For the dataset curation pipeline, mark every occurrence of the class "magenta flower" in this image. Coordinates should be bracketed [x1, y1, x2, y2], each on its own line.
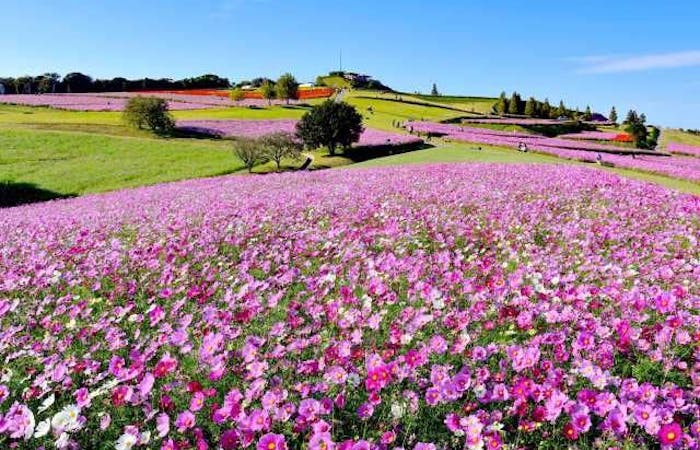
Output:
[175, 410, 195, 433]
[658, 422, 683, 446]
[257, 433, 287, 450]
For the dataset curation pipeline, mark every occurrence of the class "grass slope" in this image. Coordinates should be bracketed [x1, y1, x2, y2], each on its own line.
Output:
[661, 129, 700, 149]
[0, 128, 242, 196]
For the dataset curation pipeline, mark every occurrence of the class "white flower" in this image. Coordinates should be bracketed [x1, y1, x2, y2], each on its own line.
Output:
[140, 430, 152, 445]
[51, 405, 81, 433]
[55, 432, 69, 449]
[390, 402, 405, 419]
[37, 393, 55, 413]
[34, 419, 50, 438]
[115, 432, 139, 450]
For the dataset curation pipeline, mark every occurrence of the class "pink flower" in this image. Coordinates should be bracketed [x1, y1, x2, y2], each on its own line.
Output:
[74, 387, 90, 408]
[658, 422, 682, 446]
[309, 432, 335, 450]
[175, 410, 195, 433]
[257, 433, 287, 450]
[190, 391, 206, 412]
[156, 413, 170, 438]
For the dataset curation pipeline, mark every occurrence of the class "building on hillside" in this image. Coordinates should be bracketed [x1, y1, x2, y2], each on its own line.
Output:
[343, 73, 372, 84]
[299, 83, 314, 88]
[589, 113, 609, 122]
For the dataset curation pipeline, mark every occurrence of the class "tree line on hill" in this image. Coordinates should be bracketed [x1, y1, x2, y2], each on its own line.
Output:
[494, 91, 597, 120]
[0, 73, 231, 94]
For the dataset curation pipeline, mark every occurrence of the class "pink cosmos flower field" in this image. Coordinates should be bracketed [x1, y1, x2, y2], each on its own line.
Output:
[176, 119, 424, 147]
[0, 163, 698, 449]
[405, 121, 700, 183]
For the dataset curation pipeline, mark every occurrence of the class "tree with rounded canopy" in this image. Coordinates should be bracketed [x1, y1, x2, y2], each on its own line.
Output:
[295, 100, 364, 156]
[276, 73, 299, 105]
[261, 81, 276, 106]
[229, 88, 245, 102]
[62, 72, 93, 93]
[123, 97, 174, 135]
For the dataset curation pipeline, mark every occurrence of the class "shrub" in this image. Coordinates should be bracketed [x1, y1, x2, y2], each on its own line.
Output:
[122, 97, 174, 135]
[229, 88, 245, 102]
[260, 132, 302, 172]
[233, 137, 268, 173]
[295, 100, 363, 156]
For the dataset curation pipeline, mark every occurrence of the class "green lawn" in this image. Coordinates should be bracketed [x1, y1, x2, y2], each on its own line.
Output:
[403, 93, 497, 113]
[343, 95, 465, 131]
[661, 128, 700, 149]
[0, 128, 242, 197]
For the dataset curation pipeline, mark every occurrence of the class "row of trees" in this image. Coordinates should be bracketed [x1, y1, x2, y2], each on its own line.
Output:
[234, 133, 303, 172]
[494, 92, 621, 123]
[495, 92, 575, 119]
[0, 73, 231, 94]
[230, 73, 299, 105]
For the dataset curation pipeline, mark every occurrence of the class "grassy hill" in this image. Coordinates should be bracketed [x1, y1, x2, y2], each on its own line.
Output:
[318, 75, 352, 89]
[661, 128, 700, 148]
[1, 91, 698, 205]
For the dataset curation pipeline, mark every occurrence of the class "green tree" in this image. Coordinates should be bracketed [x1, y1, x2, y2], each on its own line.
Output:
[123, 97, 175, 135]
[495, 91, 508, 115]
[555, 100, 567, 118]
[524, 97, 537, 117]
[261, 80, 276, 106]
[295, 100, 364, 156]
[609, 106, 618, 124]
[233, 137, 268, 173]
[583, 106, 592, 121]
[541, 98, 552, 118]
[623, 109, 649, 148]
[315, 76, 327, 87]
[62, 72, 93, 93]
[261, 132, 302, 172]
[508, 92, 521, 114]
[431, 83, 439, 96]
[229, 88, 245, 102]
[276, 73, 299, 105]
[647, 126, 660, 149]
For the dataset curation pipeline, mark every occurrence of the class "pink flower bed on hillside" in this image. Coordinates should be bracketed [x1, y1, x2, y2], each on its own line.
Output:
[0, 94, 213, 111]
[667, 142, 700, 158]
[176, 120, 423, 147]
[0, 164, 698, 448]
[405, 121, 699, 182]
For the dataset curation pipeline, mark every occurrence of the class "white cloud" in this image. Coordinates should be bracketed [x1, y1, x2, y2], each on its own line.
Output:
[574, 50, 700, 74]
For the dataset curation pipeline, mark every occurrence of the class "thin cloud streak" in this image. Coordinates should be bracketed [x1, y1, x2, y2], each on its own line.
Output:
[575, 50, 700, 74]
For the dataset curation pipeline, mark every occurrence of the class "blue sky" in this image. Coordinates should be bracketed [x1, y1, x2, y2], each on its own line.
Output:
[1, 0, 699, 128]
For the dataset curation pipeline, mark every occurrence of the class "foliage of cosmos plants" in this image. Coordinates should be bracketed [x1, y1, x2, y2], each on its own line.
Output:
[0, 163, 698, 449]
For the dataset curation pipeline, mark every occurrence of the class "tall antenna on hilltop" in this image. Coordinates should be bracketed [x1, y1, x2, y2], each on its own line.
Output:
[339, 49, 343, 72]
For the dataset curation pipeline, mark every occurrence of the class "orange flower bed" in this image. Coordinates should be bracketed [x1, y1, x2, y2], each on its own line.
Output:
[142, 86, 335, 100]
[612, 133, 633, 143]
